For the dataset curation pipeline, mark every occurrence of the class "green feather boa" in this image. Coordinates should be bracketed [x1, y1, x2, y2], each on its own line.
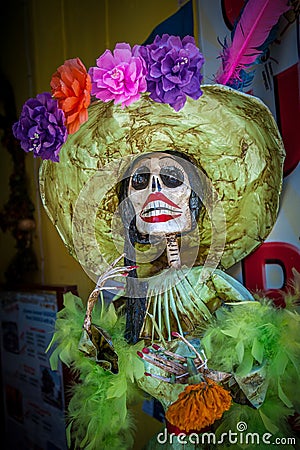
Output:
[47, 292, 144, 450]
[200, 298, 300, 447]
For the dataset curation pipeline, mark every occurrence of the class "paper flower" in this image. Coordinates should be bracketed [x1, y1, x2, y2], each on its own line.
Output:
[51, 57, 91, 135]
[136, 34, 204, 111]
[166, 378, 232, 432]
[12, 92, 67, 162]
[89, 43, 147, 107]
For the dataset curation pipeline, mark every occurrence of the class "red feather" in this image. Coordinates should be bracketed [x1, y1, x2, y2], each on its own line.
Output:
[215, 0, 291, 87]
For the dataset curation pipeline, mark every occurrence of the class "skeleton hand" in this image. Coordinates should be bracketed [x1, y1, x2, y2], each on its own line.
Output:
[83, 253, 136, 335]
[138, 332, 230, 385]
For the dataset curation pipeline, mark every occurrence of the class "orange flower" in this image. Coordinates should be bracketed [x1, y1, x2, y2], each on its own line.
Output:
[165, 378, 232, 433]
[51, 58, 91, 135]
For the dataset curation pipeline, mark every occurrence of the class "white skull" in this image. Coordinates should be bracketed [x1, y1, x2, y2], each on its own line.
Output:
[127, 153, 193, 236]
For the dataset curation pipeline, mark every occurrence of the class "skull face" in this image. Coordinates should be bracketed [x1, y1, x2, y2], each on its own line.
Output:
[127, 153, 193, 236]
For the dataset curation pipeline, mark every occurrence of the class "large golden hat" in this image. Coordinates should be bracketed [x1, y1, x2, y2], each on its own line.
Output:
[39, 84, 285, 278]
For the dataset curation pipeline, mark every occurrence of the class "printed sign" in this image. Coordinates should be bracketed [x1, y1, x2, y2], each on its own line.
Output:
[0, 290, 67, 450]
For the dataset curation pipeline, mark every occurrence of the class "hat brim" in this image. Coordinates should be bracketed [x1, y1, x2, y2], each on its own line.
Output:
[39, 84, 285, 279]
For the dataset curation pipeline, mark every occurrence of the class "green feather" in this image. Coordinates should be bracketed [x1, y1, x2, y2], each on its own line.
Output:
[235, 350, 253, 377]
[259, 409, 279, 434]
[251, 337, 264, 364]
[278, 380, 293, 408]
[236, 340, 244, 364]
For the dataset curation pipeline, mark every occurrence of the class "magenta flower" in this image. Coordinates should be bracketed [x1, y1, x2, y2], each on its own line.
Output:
[135, 35, 205, 111]
[89, 43, 147, 107]
[12, 92, 67, 162]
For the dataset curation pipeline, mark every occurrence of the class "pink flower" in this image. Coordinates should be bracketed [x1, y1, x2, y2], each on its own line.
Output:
[89, 43, 147, 107]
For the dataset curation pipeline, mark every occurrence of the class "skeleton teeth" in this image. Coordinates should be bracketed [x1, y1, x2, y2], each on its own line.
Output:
[141, 201, 182, 217]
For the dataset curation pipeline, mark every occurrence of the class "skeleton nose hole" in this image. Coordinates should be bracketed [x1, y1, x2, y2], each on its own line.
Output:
[151, 176, 162, 192]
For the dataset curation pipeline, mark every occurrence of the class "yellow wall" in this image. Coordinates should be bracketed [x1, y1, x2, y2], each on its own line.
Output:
[0, 1, 181, 448]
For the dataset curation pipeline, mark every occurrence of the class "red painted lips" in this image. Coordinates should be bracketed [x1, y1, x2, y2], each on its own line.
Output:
[140, 192, 182, 223]
[141, 214, 181, 223]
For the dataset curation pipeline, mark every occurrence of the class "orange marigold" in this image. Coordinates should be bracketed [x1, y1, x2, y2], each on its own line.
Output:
[165, 378, 232, 433]
[51, 57, 91, 135]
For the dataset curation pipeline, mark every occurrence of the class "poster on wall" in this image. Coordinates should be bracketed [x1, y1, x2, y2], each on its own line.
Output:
[0, 290, 67, 450]
[195, 0, 300, 301]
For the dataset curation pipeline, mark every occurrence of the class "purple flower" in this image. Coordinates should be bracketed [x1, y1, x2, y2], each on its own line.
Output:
[135, 35, 205, 111]
[12, 92, 67, 162]
[89, 43, 147, 108]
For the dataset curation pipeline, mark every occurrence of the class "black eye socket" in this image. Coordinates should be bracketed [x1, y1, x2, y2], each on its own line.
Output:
[160, 166, 184, 188]
[131, 166, 151, 190]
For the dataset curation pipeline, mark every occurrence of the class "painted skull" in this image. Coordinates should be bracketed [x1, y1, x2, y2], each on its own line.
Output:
[127, 153, 193, 236]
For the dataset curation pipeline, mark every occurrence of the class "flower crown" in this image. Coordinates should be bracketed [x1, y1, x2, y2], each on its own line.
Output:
[13, 35, 205, 162]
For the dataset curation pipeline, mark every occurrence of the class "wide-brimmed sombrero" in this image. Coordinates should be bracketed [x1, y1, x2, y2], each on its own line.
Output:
[39, 83, 285, 280]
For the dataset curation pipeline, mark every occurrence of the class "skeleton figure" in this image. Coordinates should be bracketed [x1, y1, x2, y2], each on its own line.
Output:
[83, 150, 254, 348]
[119, 150, 202, 252]
[113, 151, 252, 344]
[81, 150, 260, 413]
[118, 151, 202, 343]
